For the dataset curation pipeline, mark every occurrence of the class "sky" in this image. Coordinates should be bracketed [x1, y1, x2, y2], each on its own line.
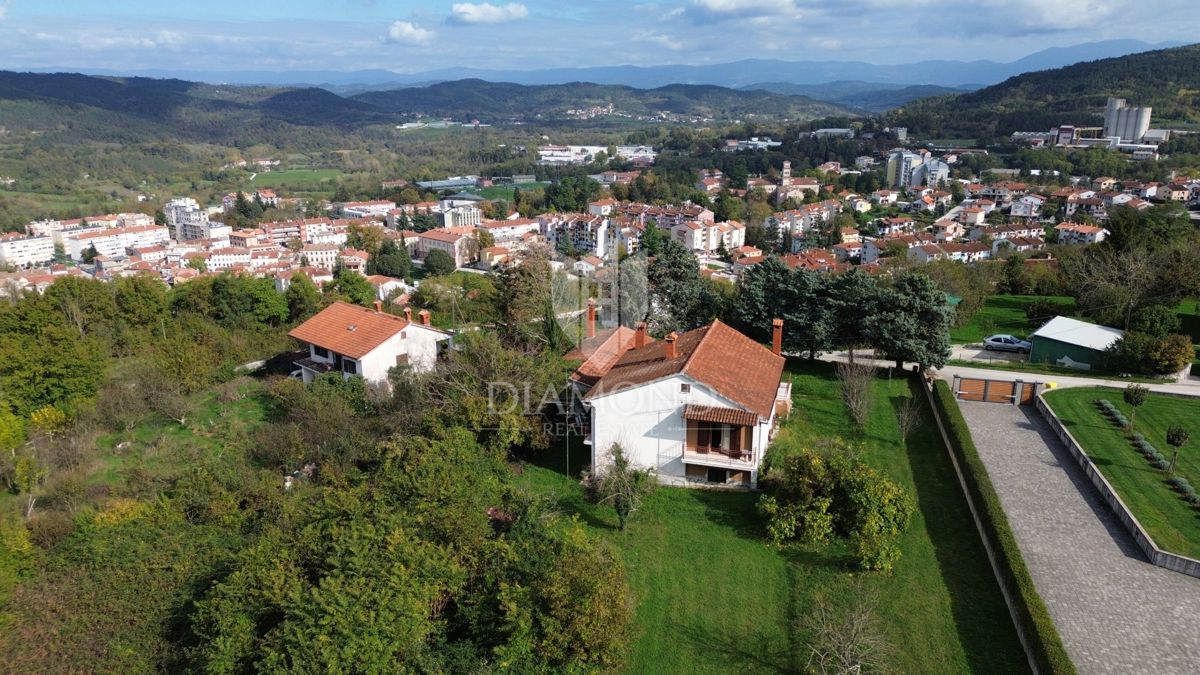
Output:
[0, 0, 1196, 74]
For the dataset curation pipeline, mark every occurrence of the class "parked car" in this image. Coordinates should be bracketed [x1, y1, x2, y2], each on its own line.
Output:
[983, 334, 1031, 354]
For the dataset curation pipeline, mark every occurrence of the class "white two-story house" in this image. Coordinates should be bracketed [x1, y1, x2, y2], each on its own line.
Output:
[575, 318, 791, 488]
[288, 301, 450, 385]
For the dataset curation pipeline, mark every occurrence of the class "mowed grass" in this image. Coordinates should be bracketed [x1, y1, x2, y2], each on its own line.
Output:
[244, 168, 342, 189]
[951, 295, 1076, 344]
[1044, 387, 1200, 559]
[518, 362, 1027, 674]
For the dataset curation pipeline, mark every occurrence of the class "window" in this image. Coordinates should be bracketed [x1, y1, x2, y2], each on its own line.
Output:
[679, 383, 691, 394]
[341, 359, 357, 375]
[401, 331, 408, 340]
[313, 346, 329, 359]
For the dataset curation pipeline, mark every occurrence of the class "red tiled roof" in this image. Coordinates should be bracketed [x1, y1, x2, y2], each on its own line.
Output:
[584, 320, 784, 419]
[288, 301, 409, 359]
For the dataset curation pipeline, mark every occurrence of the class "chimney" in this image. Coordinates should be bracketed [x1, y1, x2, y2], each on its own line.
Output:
[418, 309, 431, 326]
[665, 332, 678, 359]
[373, 300, 383, 313]
[634, 321, 647, 348]
[585, 298, 597, 339]
[403, 307, 413, 322]
[772, 318, 784, 356]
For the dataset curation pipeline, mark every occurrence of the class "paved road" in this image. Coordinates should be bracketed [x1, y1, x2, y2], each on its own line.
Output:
[957, 401, 1200, 674]
[812, 350, 1200, 396]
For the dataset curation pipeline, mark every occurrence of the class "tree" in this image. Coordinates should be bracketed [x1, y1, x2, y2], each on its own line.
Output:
[285, 272, 322, 322]
[0, 404, 24, 455]
[114, 275, 167, 329]
[868, 273, 953, 370]
[646, 239, 716, 334]
[838, 360, 874, 430]
[13, 451, 47, 519]
[424, 249, 456, 277]
[370, 240, 412, 279]
[323, 269, 375, 307]
[475, 228, 495, 249]
[805, 585, 890, 675]
[1122, 384, 1148, 432]
[80, 244, 100, 263]
[594, 444, 654, 530]
[999, 254, 1029, 294]
[1165, 425, 1189, 475]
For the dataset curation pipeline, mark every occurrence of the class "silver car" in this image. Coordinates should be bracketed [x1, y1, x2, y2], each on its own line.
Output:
[983, 334, 1031, 354]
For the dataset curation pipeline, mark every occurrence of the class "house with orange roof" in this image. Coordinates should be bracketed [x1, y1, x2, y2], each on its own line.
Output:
[288, 301, 451, 384]
[575, 318, 791, 487]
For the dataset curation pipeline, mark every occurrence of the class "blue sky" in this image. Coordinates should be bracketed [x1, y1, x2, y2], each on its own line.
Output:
[0, 1, 1195, 73]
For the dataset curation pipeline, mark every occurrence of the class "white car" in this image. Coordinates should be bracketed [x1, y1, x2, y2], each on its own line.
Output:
[983, 334, 1032, 354]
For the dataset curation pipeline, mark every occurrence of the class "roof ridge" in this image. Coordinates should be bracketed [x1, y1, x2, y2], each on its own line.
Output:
[680, 319, 720, 377]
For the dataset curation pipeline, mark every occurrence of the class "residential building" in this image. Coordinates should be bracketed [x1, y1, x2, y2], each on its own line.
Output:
[1054, 222, 1108, 246]
[417, 229, 477, 268]
[164, 197, 209, 241]
[300, 243, 339, 269]
[289, 301, 451, 384]
[576, 319, 791, 487]
[64, 225, 170, 261]
[0, 233, 54, 268]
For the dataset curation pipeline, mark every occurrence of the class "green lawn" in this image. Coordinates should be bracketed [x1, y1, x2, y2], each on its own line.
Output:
[945, 359, 1172, 385]
[1043, 387, 1200, 559]
[243, 168, 343, 190]
[951, 295, 1076, 344]
[518, 362, 1027, 674]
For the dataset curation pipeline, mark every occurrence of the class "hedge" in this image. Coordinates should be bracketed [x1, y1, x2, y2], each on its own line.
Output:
[931, 380, 1076, 674]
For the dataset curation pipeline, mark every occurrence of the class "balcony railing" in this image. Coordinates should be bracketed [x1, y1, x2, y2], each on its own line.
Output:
[682, 445, 755, 468]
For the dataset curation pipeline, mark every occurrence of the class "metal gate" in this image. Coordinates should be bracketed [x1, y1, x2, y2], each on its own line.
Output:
[954, 376, 1040, 405]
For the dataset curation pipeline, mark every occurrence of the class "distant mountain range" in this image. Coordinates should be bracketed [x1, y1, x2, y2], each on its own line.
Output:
[37, 40, 1185, 94]
[888, 44, 1200, 139]
[349, 80, 852, 122]
[0, 72, 855, 146]
[737, 81, 973, 113]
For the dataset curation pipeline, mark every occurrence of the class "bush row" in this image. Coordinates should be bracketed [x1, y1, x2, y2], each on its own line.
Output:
[1094, 399, 1128, 428]
[1130, 435, 1171, 471]
[931, 381, 1076, 675]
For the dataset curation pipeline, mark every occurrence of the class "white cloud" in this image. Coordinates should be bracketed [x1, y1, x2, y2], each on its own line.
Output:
[645, 32, 684, 50]
[687, 0, 799, 19]
[386, 20, 435, 45]
[449, 3, 529, 25]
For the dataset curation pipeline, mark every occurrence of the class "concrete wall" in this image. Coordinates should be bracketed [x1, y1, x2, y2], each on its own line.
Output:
[1036, 395, 1200, 579]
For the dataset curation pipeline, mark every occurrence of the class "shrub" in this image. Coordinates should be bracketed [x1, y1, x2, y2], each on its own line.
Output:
[1153, 457, 1170, 470]
[26, 510, 75, 550]
[1130, 432, 1145, 443]
[1168, 476, 1195, 496]
[758, 442, 913, 572]
[931, 381, 1075, 674]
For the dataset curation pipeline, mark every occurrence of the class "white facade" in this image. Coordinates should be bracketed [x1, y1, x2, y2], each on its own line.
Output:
[165, 198, 210, 241]
[0, 233, 54, 268]
[586, 374, 781, 487]
[299, 322, 446, 384]
[64, 225, 171, 261]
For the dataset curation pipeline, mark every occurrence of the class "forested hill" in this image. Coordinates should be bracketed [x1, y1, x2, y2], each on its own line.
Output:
[350, 79, 855, 121]
[0, 71, 857, 145]
[887, 43, 1200, 140]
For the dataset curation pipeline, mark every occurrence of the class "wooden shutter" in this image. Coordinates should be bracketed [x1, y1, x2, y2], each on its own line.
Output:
[697, 424, 710, 448]
[729, 426, 741, 453]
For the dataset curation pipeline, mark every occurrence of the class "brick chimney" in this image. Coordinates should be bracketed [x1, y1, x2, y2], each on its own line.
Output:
[586, 298, 597, 339]
[418, 309, 431, 326]
[772, 318, 784, 356]
[373, 300, 383, 313]
[634, 321, 648, 348]
[665, 332, 678, 359]
[403, 307, 413, 322]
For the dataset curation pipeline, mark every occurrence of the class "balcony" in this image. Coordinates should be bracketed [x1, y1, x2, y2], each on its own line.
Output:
[681, 444, 756, 469]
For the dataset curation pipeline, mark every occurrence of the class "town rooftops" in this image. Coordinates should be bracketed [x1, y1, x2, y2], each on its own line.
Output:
[288, 301, 413, 359]
[1031, 316, 1124, 351]
[584, 319, 785, 419]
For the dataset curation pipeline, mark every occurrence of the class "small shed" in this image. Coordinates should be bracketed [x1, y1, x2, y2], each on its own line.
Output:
[1029, 316, 1124, 370]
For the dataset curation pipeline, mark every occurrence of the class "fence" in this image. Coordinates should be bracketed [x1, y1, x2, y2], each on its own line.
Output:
[953, 375, 1040, 405]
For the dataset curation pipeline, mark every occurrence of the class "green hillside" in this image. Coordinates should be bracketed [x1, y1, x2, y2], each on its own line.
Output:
[888, 43, 1200, 140]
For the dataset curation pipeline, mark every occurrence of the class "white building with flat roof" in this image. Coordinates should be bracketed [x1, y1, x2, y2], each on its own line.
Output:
[0, 233, 54, 268]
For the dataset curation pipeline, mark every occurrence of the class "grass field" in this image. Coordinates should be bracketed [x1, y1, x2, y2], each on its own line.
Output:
[951, 295, 1076, 344]
[243, 168, 342, 190]
[1044, 387, 1200, 560]
[519, 362, 1027, 674]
